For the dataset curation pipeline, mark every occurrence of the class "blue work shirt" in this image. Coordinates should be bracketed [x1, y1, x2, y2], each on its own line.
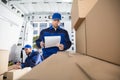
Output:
[21, 50, 42, 68]
[36, 26, 72, 59]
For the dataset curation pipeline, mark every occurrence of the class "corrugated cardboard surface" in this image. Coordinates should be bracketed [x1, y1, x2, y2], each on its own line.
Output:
[0, 75, 3, 80]
[76, 20, 86, 54]
[71, 0, 97, 30]
[0, 50, 9, 75]
[71, 0, 80, 30]
[73, 0, 120, 65]
[19, 52, 120, 80]
[76, 56, 120, 80]
[78, 0, 98, 17]
[86, 0, 120, 65]
[74, 18, 85, 30]
[4, 67, 31, 80]
[19, 53, 90, 80]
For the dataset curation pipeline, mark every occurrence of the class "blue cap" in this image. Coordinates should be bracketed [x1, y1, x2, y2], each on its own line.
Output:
[23, 44, 32, 49]
[52, 12, 61, 20]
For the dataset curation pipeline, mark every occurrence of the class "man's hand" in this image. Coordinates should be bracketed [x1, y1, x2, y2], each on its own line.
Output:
[57, 44, 64, 50]
[40, 41, 45, 48]
[8, 64, 21, 71]
[14, 62, 21, 69]
[16, 62, 21, 65]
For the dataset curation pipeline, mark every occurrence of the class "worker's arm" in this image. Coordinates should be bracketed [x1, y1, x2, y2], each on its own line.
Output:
[64, 31, 72, 50]
[36, 30, 45, 48]
[57, 31, 71, 51]
[21, 63, 26, 68]
[60, 30, 71, 51]
[8, 63, 21, 70]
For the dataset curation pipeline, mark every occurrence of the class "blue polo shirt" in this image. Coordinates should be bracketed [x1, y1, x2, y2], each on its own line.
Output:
[21, 50, 42, 68]
[36, 26, 72, 59]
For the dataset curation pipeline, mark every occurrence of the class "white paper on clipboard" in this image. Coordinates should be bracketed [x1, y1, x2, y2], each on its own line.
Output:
[44, 36, 61, 48]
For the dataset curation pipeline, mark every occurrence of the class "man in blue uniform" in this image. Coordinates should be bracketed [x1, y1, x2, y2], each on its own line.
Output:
[21, 44, 42, 68]
[9, 44, 42, 69]
[36, 12, 72, 59]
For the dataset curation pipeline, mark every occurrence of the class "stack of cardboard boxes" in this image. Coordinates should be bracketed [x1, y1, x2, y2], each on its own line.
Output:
[72, 0, 120, 65]
[19, 0, 120, 80]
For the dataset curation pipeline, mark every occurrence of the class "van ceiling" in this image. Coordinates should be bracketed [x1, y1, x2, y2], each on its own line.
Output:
[8, 0, 73, 16]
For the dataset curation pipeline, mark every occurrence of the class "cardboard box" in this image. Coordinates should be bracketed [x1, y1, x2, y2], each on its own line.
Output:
[4, 67, 31, 80]
[76, 20, 86, 54]
[71, 0, 97, 30]
[0, 75, 3, 80]
[85, 0, 120, 65]
[19, 53, 90, 80]
[19, 52, 120, 80]
[73, 0, 120, 65]
[0, 50, 9, 75]
[76, 55, 120, 80]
